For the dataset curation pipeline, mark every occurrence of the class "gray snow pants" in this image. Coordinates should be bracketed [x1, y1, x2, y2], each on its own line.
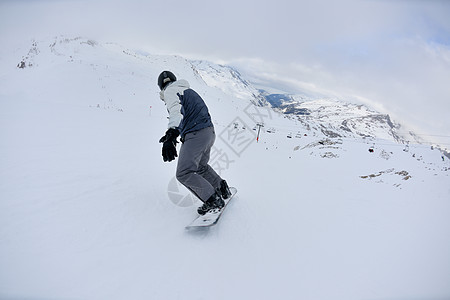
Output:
[176, 126, 223, 202]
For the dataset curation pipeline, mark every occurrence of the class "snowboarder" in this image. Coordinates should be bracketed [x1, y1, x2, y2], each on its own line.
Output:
[157, 71, 232, 215]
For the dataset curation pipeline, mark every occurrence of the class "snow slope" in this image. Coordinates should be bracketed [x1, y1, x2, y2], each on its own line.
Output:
[1, 36, 449, 300]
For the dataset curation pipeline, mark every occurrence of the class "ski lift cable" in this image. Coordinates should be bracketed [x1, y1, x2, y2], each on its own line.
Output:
[213, 121, 450, 147]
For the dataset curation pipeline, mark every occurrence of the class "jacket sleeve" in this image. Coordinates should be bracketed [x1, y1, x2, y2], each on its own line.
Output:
[161, 86, 183, 130]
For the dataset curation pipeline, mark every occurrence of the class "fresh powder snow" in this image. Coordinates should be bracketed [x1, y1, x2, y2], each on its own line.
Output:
[1, 37, 449, 300]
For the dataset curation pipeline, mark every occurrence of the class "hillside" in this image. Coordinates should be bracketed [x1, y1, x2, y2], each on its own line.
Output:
[0, 36, 449, 300]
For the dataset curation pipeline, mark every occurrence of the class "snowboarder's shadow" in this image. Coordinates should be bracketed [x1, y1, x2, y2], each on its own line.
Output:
[185, 226, 213, 237]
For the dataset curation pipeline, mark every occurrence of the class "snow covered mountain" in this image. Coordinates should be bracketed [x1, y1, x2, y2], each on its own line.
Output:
[189, 56, 441, 149]
[1, 36, 449, 300]
[191, 60, 268, 106]
[267, 96, 405, 141]
[8, 36, 445, 148]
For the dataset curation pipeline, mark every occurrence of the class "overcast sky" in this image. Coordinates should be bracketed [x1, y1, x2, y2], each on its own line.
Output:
[1, 0, 449, 145]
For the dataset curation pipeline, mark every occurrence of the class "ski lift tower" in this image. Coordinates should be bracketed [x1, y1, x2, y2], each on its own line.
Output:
[256, 122, 264, 143]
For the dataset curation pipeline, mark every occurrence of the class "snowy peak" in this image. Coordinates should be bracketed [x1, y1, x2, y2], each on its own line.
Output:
[191, 60, 267, 106]
[290, 98, 404, 141]
[17, 37, 100, 68]
[185, 58, 422, 145]
[257, 89, 408, 143]
[10, 36, 436, 149]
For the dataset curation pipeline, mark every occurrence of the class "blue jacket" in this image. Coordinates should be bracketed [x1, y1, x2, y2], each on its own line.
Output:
[160, 79, 213, 139]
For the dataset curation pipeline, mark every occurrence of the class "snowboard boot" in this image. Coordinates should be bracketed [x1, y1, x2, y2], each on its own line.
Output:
[219, 180, 232, 200]
[197, 191, 225, 215]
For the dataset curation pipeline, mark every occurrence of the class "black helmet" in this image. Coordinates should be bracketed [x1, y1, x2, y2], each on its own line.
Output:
[158, 71, 177, 90]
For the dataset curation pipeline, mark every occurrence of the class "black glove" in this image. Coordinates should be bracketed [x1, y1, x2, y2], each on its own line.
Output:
[159, 128, 179, 162]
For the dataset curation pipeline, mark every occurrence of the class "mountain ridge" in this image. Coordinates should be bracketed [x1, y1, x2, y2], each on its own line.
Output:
[1, 35, 449, 300]
[12, 35, 449, 157]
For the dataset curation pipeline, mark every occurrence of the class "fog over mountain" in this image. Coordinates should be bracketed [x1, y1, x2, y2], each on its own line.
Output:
[1, 0, 450, 147]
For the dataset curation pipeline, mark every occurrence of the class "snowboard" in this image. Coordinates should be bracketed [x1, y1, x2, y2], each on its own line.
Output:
[186, 187, 237, 229]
